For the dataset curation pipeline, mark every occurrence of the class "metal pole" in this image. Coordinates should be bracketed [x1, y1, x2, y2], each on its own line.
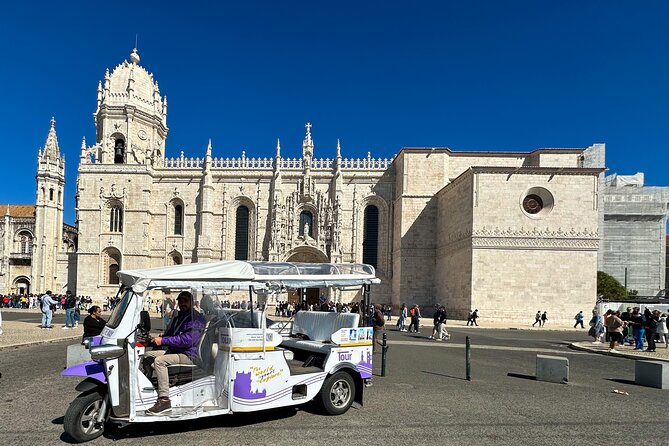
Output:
[381, 331, 388, 377]
[465, 336, 471, 381]
[624, 267, 628, 291]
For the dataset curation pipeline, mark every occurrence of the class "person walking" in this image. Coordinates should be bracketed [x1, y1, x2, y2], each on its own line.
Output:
[574, 311, 585, 328]
[397, 303, 408, 332]
[606, 311, 625, 353]
[429, 306, 447, 340]
[40, 290, 57, 329]
[588, 310, 604, 343]
[470, 309, 479, 326]
[656, 313, 668, 348]
[540, 311, 548, 327]
[532, 311, 541, 327]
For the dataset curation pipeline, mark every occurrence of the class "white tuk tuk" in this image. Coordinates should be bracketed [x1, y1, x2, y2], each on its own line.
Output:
[61, 261, 379, 442]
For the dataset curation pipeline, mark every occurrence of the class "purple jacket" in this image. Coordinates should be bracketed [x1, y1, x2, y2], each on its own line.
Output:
[161, 310, 205, 359]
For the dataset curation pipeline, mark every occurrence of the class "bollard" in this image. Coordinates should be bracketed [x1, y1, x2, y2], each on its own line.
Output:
[465, 336, 471, 381]
[381, 331, 388, 376]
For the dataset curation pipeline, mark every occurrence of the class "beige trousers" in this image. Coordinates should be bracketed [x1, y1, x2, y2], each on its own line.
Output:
[142, 349, 193, 398]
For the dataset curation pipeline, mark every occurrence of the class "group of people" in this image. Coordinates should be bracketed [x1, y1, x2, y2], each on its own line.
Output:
[588, 307, 669, 353]
[37, 290, 95, 330]
[1, 292, 94, 310]
[532, 311, 549, 327]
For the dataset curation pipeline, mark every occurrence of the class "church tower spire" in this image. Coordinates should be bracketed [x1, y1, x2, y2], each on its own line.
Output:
[33, 118, 66, 293]
[94, 48, 168, 165]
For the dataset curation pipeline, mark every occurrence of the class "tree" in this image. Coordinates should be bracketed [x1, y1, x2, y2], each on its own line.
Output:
[597, 271, 628, 301]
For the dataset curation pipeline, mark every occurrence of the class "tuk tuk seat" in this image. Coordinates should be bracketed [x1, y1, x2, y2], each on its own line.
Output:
[280, 311, 359, 353]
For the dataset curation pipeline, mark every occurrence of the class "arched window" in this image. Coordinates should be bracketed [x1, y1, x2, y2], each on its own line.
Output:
[49, 188, 54, 201]
[19, 233, 33, 254]
[109, 204, 123, 232]
[170, 251, 183, 265]
[362, 205, 379, 268]
[299, 210, 313, 237]
[103, 248, 121, 285]
[114, 138, 125, 164]
[234, 205, 249, 260]
[174, 204, 183, 235]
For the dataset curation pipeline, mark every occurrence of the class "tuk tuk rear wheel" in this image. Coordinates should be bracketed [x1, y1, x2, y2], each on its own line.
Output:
[64, 391, 106, 443]
[319, 371, 355, 415]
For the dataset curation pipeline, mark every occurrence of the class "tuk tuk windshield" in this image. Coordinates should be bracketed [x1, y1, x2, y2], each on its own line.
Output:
[106, 287, 134, 329]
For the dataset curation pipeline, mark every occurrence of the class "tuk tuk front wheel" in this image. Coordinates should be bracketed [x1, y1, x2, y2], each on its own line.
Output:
[319, 371, 355, 415]
[64, 391, 106, 443]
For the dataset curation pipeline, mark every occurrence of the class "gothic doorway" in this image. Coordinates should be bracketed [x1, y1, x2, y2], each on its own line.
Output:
[285, 246, 328, 309]
[13, 276, 30, 295]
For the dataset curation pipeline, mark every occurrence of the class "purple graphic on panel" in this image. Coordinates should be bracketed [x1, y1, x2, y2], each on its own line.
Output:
[234, 371, 266, 399]
[357, 349, 373, 379]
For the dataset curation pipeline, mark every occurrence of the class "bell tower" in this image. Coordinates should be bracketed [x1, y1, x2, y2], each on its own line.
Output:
[33, 117, 65, 293]
[94, 48, 168, 165]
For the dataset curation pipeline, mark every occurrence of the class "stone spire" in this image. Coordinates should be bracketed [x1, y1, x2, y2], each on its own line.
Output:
[96, 81, 103, 109]
[79, 136, 87, 160]
[197, 139, 214, 261]
[204, 139, 212, 173]
[302, 122, 314, 160]
[275, 138, 281, 158]
[42, 117, 60, 159]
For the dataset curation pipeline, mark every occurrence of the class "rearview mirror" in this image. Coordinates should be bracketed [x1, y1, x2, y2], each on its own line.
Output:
[138, 310, 151, 331]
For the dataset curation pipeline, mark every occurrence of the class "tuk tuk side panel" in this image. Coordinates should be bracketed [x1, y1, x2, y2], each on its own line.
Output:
[229, 354, 327, 412]
[325, 346, 373, 379]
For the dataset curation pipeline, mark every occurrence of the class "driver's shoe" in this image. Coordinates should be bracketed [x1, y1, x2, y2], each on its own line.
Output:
[147, 397, 171, 415]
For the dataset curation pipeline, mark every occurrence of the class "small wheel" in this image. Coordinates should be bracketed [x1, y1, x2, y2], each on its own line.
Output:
[319, 371, 355, 415]
[64, 391, 106, 443]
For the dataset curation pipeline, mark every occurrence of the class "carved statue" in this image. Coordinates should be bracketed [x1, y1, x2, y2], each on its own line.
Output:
[304, 222, 310, 238]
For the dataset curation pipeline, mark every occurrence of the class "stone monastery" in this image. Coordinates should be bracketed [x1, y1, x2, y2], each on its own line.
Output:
[2, 49, 612, 322]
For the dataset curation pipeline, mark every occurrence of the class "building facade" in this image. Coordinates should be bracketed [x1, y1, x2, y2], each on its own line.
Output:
[68, 49, 608, 322]
[0, 120, 77, 295]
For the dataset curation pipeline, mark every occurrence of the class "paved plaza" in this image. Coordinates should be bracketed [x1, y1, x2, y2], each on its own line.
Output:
[0, 310, 667, 445]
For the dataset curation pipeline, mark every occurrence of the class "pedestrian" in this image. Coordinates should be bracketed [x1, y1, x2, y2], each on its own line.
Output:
[629, 307, 645, 350]
[466, 310, 473, 326]
[397, 303, 407, 332]
[540, 311, 547, 327]
[574, 311, 585, 328]
[409, 304, 421, 333]
[644, 309, 658, 352]
[40, 290, 57, 329]
[372, 304, 385, 353]
[429, 306, 448, 341]
[62, 290, 77, 329]
[656, 313, 668, 348]
[606, 311, 625, 353]
[532, 311, 541, 327]
[588, 310, 604, 343]
[470, 309, 479, 326]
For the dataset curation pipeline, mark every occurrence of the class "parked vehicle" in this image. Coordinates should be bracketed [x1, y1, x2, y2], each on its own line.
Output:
[61, 260, 379, 442]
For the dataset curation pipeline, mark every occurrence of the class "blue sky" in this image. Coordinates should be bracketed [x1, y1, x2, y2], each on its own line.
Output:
[1, 1, 667, 225]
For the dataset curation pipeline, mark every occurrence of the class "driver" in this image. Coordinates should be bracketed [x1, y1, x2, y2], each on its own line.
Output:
[143, 291, 205, 415]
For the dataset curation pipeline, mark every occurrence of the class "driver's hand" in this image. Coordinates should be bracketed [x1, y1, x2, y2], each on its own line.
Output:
[152, 336, 163, 346]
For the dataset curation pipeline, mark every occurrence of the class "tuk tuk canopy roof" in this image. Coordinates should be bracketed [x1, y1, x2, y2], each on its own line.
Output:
[117, 260, 380, 293]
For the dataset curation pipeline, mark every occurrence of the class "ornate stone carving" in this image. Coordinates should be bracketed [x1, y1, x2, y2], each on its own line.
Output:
[443, 225, 600, 252]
